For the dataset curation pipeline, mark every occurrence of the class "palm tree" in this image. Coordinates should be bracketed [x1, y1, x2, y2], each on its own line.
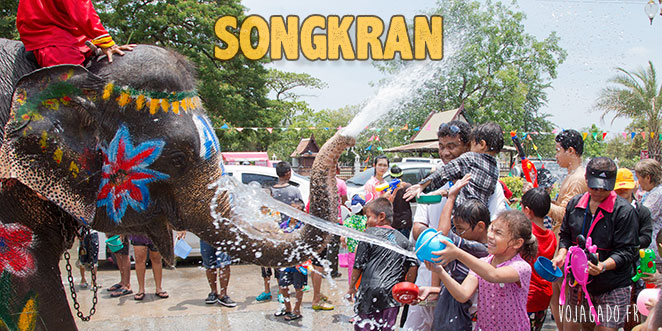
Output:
[596, 61, 662, 161]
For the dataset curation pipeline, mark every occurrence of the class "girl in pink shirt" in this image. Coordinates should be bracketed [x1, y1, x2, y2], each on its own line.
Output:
[426, 210, 536, 331]
[363, 155, 389, 202]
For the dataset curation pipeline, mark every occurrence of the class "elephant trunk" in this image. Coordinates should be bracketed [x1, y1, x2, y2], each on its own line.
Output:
[192, 133, 355, 267]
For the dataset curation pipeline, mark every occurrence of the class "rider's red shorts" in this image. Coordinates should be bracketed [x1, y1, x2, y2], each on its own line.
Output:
[33, 45, 90, 67]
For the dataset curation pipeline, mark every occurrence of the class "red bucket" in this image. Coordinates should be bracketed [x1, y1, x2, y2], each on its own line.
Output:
[392, 282, 419, 305]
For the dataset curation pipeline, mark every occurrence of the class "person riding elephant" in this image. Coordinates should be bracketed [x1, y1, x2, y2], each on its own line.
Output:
[16, 0, 135, 67]
[0, 40, 355, 330]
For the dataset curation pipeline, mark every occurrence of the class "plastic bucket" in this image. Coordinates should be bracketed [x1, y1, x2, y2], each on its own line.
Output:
[339, 253, 349, 268]
[392, 282, 420, 305]
[534, 256, 562, 282]
[416, 194, 442, 204]
[105, 235, 124, 253]
[174, 239, 192, 259]
[414, 228, 452, 263]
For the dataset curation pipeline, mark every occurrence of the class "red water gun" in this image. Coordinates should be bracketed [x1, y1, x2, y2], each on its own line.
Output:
[510, 131, 538, 187]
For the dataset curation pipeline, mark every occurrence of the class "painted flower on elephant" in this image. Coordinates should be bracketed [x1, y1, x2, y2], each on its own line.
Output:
[97, 125, 170, 223]
[0, 223, 35, 277]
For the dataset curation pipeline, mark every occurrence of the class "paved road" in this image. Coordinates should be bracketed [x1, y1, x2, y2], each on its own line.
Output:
[62, 247, 557, 330]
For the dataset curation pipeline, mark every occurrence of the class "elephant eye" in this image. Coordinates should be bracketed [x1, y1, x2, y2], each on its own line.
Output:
[171, 152, 187, 169]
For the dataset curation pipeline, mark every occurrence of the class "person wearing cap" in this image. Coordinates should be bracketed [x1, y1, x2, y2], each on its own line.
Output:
[552, 157, 639, 330]
[388, 165, 413, 239]
[635, 159, 662, 261]
[615, 168, 653, 331]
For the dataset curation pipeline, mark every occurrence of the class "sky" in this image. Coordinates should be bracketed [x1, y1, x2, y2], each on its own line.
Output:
[241, 0, 662, 135]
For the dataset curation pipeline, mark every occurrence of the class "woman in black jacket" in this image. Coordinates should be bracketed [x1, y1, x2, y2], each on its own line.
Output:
[552, 157, 639, 331]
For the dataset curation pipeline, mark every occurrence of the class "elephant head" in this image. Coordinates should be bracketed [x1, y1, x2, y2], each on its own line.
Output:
[0, 45, 355, 267]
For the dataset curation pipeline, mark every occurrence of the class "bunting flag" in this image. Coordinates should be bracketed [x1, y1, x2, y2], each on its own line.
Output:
[631, 132, 637, 140]
[592, 132, 598, 140]
[375, 136, 380, 142]
[424, 123, 432, 131]
[582, 132, 588, 140]
[266, 128, 273, 133]
[401, 124, 409, 130]
[603, 132, 607, 140]
[642, 132, 647, 139]
[413, 127, 420, 131]
[365, 144, 372, 151]
[236, 127, 243, 132]
[368, 135, 374, 141]
[220, 123, 229, 129]
[377, 146, 383, 151]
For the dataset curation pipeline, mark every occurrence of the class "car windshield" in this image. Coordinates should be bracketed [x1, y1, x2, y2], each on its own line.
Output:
[346, 168, 374, 186]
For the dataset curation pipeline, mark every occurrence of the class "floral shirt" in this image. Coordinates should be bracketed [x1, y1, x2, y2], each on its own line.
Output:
[641, 184, 662, 261]
[343, 215, 367, 253]
[470, 254, 531, 331]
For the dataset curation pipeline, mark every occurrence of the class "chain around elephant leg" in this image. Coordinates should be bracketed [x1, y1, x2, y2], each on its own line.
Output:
[61, 224, 98, 321]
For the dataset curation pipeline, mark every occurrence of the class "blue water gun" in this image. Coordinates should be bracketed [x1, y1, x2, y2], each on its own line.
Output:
[376, 178, 401, 194]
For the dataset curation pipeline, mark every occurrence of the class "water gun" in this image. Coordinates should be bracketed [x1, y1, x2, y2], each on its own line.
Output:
[296, 260, 312, 275]
[376, 178, 401, 193]
[510, 131, 538, 187]
[576, 235, 599, 265]
[633, 249, 657, 282]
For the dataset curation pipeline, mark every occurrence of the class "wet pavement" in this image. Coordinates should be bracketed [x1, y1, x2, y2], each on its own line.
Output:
[65, 251, 355, 331]
[63, 247, 557, 330]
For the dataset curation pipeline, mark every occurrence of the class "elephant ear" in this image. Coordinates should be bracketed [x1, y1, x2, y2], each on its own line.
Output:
[0, 65, 105, 224]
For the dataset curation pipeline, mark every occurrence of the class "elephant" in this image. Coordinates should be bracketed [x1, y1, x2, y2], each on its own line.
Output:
[0, 38, 355, 330]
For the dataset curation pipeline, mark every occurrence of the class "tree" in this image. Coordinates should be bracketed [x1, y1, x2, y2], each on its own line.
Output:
[374, 0, 566, 158]
[595, 61, 662, 161]
[0, 0, 18, 40]
[580, 124, 606, 159]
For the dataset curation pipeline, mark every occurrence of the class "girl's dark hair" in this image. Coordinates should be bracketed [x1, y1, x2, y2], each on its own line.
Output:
[373, 155, 389, 176]
[453, 199, 490, 229]
[495, 210, 538, 262]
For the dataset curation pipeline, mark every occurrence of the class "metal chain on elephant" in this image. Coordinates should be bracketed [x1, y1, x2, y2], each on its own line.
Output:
[61, 222, 99, 321]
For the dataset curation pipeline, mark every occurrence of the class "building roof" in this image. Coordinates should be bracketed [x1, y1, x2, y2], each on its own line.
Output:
[409, 106, 468, 142]
[290, 134, 319, 158]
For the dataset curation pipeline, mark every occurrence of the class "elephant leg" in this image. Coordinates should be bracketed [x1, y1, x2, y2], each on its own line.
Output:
[0, 179, 80, 330]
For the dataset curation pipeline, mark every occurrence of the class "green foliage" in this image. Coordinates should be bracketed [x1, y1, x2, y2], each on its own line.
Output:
[596, 61, 662, 161]
[501, 176, 523, 200]
[0, 0, 18, 40]
[605, 135, 645, 169]
[580, 124, 606, 159]
[375, 0, 566, 158]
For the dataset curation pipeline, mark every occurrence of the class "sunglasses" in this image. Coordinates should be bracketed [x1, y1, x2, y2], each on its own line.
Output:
[439, 123, 461, 134]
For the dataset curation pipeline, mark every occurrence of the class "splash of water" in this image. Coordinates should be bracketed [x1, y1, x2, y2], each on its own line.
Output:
[208, 176, 417, 260]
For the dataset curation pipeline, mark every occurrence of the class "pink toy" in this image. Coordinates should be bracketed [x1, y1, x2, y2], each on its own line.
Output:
[559, 235, 600, 325]
[637, 288, 660, 316]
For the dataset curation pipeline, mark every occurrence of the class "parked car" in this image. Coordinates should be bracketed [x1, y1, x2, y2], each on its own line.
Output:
[401, 157, 442, 165]
[97, 165, 311, 263]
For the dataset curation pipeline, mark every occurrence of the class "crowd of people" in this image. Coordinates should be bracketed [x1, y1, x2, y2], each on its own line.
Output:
[72, 119, 662, 331]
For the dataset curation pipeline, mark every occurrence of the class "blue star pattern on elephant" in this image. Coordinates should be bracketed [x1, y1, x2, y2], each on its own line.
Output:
[97, 125, 170, 223]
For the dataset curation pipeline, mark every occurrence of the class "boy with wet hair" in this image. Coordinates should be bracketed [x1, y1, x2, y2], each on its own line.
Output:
[416, 175, 490, 331]
[521, 187, 557, 330]
[405, 122, 504, 208]
[347, 198, 418, 331]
